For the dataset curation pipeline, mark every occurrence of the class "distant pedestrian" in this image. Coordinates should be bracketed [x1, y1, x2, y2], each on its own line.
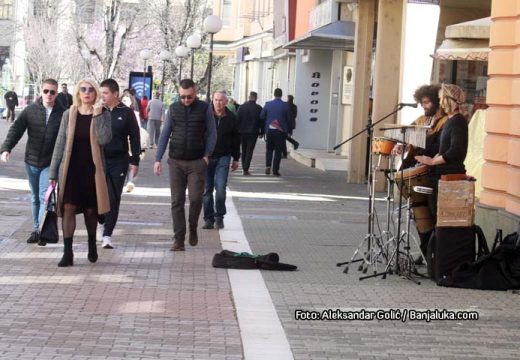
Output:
[4, 88, 18, 123]
[236, 91, 262, 175]
[140, 95, 149, 129]
[202, 90, 240, 230]
[260, 88, 292, 177]
[147, 91, 164, 148]
[98, 79, 141, 249]
[49, 79, 112, 267]
[285, 95, 299, 153]
[153, 79, 217, 251]
[1, 79, 65, 244]
[56, 83, 73, 109]
[226, 97, 239, 114]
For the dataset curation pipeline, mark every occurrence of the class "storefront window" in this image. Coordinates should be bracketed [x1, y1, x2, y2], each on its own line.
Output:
[438, 60, 488, 113]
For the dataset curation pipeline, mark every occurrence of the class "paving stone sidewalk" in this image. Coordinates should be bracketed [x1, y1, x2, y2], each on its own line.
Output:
[228, 143, 520, 360]
[1, 117, 520, 359]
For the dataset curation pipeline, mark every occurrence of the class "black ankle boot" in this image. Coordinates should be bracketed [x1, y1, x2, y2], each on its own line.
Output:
[88, 235, 98, 263]
[58, 237, 74, 267]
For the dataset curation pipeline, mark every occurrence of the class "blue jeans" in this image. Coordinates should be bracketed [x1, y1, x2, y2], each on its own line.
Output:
[203, 156, 231, 222]
[25, 163, 49, 231]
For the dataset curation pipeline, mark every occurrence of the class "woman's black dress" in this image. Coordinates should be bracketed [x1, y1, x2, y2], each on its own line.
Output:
[63, 112, 98, 213]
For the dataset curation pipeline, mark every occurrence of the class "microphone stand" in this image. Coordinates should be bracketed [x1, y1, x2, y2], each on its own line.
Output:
[335, 104, 406, 277]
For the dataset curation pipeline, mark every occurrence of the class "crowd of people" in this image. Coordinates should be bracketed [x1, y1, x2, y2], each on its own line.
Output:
[2, 75, 469, 270]
[1, 78, 300, 264]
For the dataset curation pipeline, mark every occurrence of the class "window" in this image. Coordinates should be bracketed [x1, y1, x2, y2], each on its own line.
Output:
[0, 0, 13, 20]
[221, 0, 232, 27]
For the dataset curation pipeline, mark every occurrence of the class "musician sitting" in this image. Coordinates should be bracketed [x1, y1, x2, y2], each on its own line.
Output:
[393, 84, 448, 265]
[414, 84, 468, 261]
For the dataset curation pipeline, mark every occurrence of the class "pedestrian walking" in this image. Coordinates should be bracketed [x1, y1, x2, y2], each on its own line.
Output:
[202, 90, 240, 230]
[1, 79, 65, 244]
[236, 91, 262, 175]
[56, 83, 74, 109]
[282, 94, 299, 158]
[4, 88, 18, 123]
[97, 79, 141, 249]
[49, 79, 112, 267]
[153, 78, 217, 251]
[260, 88, 292, 177]
[146, 91, 165, 148]
[140, 95, 149, 129]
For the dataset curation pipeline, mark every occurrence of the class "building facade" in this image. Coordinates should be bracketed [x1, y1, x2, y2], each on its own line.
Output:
[212, 0, 274, 105]
[477, 0, 520, 237]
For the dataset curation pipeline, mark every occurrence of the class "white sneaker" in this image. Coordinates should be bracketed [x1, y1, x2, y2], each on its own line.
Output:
[102, 236, 114, 249]
[97, 224, 104, 242]
[125, 181, 134, 193]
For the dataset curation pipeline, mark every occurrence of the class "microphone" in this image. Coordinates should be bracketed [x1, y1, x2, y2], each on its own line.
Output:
[398, 103, 418, 108]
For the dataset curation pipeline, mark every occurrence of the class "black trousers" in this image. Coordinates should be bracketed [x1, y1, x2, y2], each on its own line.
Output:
[282, 134, 299, 157]
[240, 134, 258, 172]
[266, 129, 285, 173]
[103, 158, 129, 237]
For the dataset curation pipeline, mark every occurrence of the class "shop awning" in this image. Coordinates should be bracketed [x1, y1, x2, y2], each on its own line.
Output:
[282, 21, 355, 50]
[432, 38, 489, 61]
[432, 17, 490, 61]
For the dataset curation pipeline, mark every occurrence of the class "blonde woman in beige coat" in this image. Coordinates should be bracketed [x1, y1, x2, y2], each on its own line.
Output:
[49, 79, 112, 267]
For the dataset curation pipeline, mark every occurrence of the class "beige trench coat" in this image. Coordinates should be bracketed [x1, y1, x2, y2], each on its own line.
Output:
[49, 106, 112, 217]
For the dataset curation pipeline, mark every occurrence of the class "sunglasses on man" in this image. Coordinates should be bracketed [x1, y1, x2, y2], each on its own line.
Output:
[80, 86, 96, 94]
[42, 89, 57, 95]
[180, 95, 194, 100]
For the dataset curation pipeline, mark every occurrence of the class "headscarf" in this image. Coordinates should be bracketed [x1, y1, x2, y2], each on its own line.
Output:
[441, 83, 465, 105]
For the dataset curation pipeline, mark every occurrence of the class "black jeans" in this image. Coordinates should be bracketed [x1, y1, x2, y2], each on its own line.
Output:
[266, 129, 285, 173]
[103, 158, 129, 237]
[240, 134, 258, 172]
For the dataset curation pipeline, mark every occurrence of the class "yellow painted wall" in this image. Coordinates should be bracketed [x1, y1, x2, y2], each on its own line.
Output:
[481, 0, 520, 216]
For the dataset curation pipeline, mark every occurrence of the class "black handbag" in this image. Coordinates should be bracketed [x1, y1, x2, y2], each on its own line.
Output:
[39, 189, 59, 244]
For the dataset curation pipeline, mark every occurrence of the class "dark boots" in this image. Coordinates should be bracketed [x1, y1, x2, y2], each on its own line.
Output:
[58, 237, 74, 267]
[88, 235, 98, 263]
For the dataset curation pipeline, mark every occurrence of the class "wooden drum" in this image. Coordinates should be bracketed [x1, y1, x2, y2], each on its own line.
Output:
[372, 137, 397, 156]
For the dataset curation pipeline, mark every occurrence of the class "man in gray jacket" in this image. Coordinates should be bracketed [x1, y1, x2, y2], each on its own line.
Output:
[0, 79, 64, 244]
[146, 91, 164, 148]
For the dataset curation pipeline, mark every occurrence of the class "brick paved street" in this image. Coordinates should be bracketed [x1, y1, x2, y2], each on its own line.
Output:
[1, 119, 520, 359]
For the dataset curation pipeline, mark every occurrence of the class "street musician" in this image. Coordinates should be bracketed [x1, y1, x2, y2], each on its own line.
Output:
[414, 84, 468, 263]
[394, 84, 449, 264]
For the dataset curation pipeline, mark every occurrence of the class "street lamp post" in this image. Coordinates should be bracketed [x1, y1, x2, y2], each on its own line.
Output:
[186, 33, 201, 79]
[203, 15, 223, 102]
[159, 49, 171, 102]
[174, 45, 190, 83]
[139, 49, 152, 100]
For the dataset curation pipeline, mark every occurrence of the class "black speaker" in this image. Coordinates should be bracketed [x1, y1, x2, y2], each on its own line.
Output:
[434, 226, 476, 283]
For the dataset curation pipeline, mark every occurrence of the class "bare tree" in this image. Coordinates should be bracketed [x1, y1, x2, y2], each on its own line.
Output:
[23, 0, 71, 91]
[75, 0, 145, 81]
[148, 0, 230, 95]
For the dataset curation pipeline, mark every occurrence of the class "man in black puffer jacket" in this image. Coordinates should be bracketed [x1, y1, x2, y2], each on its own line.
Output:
[0, 79, 65, 244]
[236, 91, 262, 175]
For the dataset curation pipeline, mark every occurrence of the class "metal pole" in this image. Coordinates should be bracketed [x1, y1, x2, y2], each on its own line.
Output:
[179, 60, 183, 83]
[206, 33, 214, 103]
[142, 60, 147, 99]
[190, 50, 195, 79]
[161, 60, 166, 102]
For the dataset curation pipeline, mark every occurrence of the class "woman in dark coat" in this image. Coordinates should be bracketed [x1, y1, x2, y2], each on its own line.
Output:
[49, 79, 112, 267]
[414, 83, 468, 218]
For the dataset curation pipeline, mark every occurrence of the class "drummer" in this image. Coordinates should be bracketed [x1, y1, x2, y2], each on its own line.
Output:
[394, 84, 449, 264]
[414, 84, 468, 259]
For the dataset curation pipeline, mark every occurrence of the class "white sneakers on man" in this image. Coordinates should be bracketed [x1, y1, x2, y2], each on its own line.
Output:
[102, 236, 114, 249]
